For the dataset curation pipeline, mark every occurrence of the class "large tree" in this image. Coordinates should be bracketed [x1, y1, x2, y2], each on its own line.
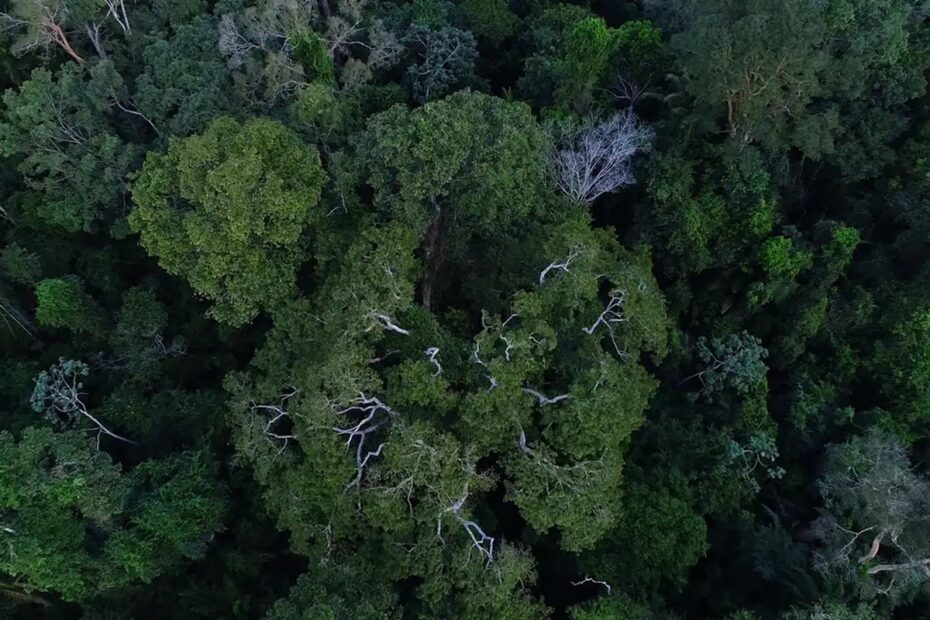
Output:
[129, 116, 326, 326]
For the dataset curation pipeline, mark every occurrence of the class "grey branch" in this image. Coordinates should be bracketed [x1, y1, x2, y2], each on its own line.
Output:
[367, 312, 411, 335]
[425, 347, 442, 376]
[523, 387, 571, 406]
[438, 485, 495, 565]
[250, 387, 300, 454]
[539, 247, 581, 284]
[104, 0, 130, 32]
[571, 576, 612, 595]
[332, 392, 398, 488]
[582, 292, 629, 358]
[32, 360, 136, 450]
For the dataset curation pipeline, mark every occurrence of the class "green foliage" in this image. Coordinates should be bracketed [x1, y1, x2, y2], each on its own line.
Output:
[3, 1, 930, 617]
[292, 32, 335, 85]
[353, 91, 550, 238]
[519, 6, 621, 111]
[34, 277, 105, 335]
[0, 243, 41, 284]
[135, 16, 241, 136]
[0, 65, 139, 231]
[0, 428, 226, 602]
[694, 332, 769, 399]
[582, 469, 708, 592]
[130, 116, 326, 326]
[460, 0, 518, 42]
[570, 595, 652, 620]
[404, 25, 478, 103]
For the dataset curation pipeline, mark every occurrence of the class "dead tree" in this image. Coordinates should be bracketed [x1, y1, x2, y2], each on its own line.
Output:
[551, 110, 653, 204]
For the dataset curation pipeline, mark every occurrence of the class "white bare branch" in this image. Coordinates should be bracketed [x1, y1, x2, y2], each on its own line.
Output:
[105, 0, 131, 32]
[250, 387, 300, 454]
[582, 292, 629, 358]
[523, 387, 571, 406]
[425, 347, 442, 376]
[366, 312, 411, 335]
[552, 110, 653, 204]
[332, 392, 398, 488]
[438, 484, 495, 565]
[539, 246, 581, 284]
[572, 576, 612, 595]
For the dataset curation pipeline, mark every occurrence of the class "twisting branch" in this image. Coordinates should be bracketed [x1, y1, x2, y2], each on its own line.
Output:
[250, 387, 300, 454]
[366, 312, 411, 335]
[571, 576, 612, 595]
[31, 359, 137, 449]
[539, 247, 581, 284]
[332, 393, 398, 489]
[582, 292, 629, 358]
[438, 483, 495, 565]
[523, 387, 571, 406]
[111, 95, 160, 136]
[425, 347, 442, 376]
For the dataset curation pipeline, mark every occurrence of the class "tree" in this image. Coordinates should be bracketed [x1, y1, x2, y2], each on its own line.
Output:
[580, 468, 708, 593]
[550, 110, 654, 205]
[130, 116, 326, 326]
[30, 358, 136, 448]
[403, 25, 477, 103]
[688, 331, 769, 400]
[350, 91, 551, 308]
[0, 64, 139, 232]
[0, 0, 86, 64]
[812, 430, 930, 601]
[459, 0, 517, 43]
[0, 427, 226, 602]
[518, 6, 621, 112]
[34, 276, 105, 335]
[134, 16, 240, 137]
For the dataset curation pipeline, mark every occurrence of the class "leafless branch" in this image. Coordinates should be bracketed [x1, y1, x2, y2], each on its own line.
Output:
[551, 110, 653, 204]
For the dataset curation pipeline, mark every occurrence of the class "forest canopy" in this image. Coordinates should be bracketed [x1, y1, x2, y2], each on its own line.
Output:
[1, 0, 930, 618]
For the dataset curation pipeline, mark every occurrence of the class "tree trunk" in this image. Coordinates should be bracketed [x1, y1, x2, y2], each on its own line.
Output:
[421, 198, 446, 311]
[319, 0, 332, 21]
[47, 21, 85, 64]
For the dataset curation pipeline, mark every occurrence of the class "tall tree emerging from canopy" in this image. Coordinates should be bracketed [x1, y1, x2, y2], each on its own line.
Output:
[349, 90, 552, 308]
[129, 116, 326, 326]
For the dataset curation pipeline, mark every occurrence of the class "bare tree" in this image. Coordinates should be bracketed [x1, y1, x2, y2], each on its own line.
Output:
[551, 110, 653, 204]
[30, 359, 136, 449]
